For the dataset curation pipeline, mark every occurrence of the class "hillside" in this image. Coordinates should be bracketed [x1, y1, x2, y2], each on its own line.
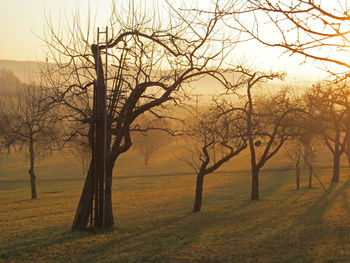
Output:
[0, 60, 44, 82]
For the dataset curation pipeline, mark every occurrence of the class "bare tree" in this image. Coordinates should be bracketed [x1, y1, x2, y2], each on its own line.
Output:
[285, 139, 304, 190]
[0, 115, 8, 159]
[69, 134, 91, 175]
[42, 1, 234, 229]
[0, 69, 21, 156]
[344, 109, 350, 167]
[221, 67, 304, 200]
[0, 83, 61, 199]
[0, 68, 21, 96]
[305, 81, 349, 182]
[131, 115, 172, 167]
[180, 105, 246, 212]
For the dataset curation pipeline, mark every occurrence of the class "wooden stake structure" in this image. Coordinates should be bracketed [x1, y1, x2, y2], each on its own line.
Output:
[90, 26, 108, 228]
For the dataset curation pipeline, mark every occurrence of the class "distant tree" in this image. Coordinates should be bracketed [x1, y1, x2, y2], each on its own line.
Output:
[0, 115, 8, 159]
[180, 106, 246, 212]
[0, 68, 21, 95]
[0, 69, 21, 156]
[131, 116, 172, 167]
[0, 83, 61, 199]
[343, 110, 350, 167]
[222, 68, 303, 200]
[70, 135, 91, 175]
[305, 82, 349, 182]
[299, 92, 325, 188]
[285, 139, 304, 190]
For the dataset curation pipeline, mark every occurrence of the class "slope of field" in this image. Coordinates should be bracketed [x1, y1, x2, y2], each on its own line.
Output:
[1, 146, 350, 262]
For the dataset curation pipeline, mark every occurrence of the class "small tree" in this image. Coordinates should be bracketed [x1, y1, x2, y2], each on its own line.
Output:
[70, 135, 91, 175]
[180, 106, 246, 212]
[285, 138, 307, 190]
[343, 110, 350, 167]
[0, 114, 8, 159]
[0, 68, 21, 96]
[0, 83, 61, 199]
[305, 82, 349, 182]
[131, 116, 172, 167]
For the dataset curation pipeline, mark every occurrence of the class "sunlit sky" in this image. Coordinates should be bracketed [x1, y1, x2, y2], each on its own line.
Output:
[0, 0, 334, 82]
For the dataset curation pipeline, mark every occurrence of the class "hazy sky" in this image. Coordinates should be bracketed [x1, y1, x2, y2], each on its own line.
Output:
[0, 0, 113, 61]
[0, 0, 330, 82]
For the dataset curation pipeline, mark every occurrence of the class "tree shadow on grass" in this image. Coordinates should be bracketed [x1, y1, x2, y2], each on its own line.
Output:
[242, 176, 350, 263]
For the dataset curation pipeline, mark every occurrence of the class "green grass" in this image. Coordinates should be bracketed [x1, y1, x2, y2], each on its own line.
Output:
[1, 149, 350, 262]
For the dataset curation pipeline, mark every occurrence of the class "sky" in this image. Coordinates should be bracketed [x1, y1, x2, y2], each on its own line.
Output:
[0, 0, 332, 82]
[0, 0, 112, 61]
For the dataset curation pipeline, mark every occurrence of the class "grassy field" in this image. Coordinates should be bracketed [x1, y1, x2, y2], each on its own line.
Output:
[1, 147, 350, 262]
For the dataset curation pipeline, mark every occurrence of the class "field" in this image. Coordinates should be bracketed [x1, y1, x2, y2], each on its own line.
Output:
[1, 147, 350, 263]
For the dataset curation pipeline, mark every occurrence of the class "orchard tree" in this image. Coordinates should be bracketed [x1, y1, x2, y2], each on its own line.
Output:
[0, 69, 21, 157]
[0, 83, 61, 199]
[70, 134, 91, 175]
[222, 67, 304, 200]
[285, 138, 305, 190]
[180, 105, 246, 212]
[0, 69, 21, 96]
[0, 114, 8, 159]
[131, 115, 172, 167]
[306, 82, 349, 182]
[42, 1, 235, 229]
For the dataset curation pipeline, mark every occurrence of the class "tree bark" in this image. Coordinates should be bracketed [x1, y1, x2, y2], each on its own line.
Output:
[332, 150, 340, 182]
[345, 136, 350, 167]
[296, 163, 300, 190]
[144, 154, 149, 167]
[72, 160, 94, 231]
[29, 135, 37, 199]
[308, 164, 312, 188]
[193, 172, 205, 212]
[104, 164, 114, 228]
[251, 166, 259, 200]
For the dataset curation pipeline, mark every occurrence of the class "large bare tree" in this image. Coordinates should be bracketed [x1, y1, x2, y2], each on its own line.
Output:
[42, 1, 235, 229]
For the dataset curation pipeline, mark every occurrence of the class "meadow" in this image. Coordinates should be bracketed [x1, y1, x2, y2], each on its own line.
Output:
[1, 146, 350, 263]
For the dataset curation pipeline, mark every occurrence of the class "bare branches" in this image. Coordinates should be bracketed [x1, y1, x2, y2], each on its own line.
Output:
[0, 81, 63, 199]
[217, 0, 350, 79]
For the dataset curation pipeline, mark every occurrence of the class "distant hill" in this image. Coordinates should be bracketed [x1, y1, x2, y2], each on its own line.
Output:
[0, 59, 309, 98]
[0, 60, 45, 82]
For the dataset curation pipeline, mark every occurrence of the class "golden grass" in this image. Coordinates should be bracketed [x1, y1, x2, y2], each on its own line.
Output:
[1, 149, 350, 262]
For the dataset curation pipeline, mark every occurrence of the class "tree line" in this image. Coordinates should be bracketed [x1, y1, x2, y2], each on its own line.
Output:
[0, 0, 350, 230]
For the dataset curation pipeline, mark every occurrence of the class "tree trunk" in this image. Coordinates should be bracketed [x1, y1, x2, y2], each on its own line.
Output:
[29, 136, 37, 199]
[104, 164, 114, 228]
[308, 164, 312, 188]
[72, 160, 94, 231]
[332, 150, 340, 182]
[193, 172, 205, 212]
[251, 166, 259, 200]
[144, 154, 149, 167]
[296, 163, 300, 190]
[345, 137, 350, 167]
[345, 121, 350, 167]
[303, 141, 311, 166]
